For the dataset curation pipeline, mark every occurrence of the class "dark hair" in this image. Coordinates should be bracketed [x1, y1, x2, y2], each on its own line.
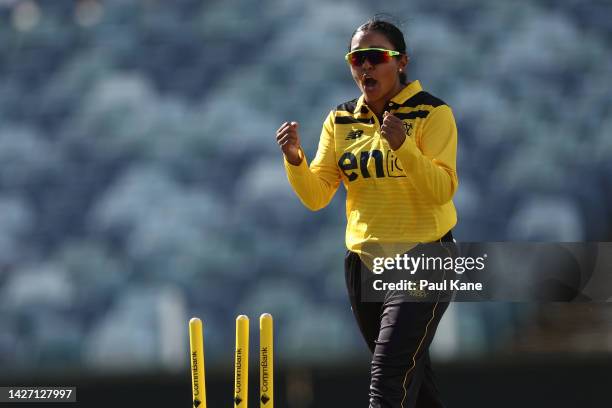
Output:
[349, 16, 408, 84]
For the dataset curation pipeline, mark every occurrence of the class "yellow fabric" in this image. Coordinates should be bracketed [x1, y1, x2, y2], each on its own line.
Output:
[284, 80, 458, 254]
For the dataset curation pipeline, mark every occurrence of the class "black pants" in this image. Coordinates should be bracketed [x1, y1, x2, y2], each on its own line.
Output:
[345, 233, 455, 408]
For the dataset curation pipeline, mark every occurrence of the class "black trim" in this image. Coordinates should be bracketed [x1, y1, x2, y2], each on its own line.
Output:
[336, 98, 359, 113]
[399, 91, 446, 109]
[335, 116, 375, 125]
[394, 111, 430, 120]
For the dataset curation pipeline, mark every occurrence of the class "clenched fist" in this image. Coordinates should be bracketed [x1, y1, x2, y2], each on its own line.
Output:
[276, 121, 302, 165]
[380, 111, 407, 150]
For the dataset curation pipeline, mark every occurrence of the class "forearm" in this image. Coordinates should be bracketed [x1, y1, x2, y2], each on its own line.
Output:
[394, 136, 458, 205]
[284, 150, 339, 211]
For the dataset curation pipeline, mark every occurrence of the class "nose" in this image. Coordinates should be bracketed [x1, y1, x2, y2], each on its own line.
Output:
[362, 59, 374, 71]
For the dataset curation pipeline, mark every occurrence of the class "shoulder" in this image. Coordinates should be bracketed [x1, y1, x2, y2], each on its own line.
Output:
[334, 97, 360, 114]
[319, 96, 361, 128]
[401, 91, 447, 109]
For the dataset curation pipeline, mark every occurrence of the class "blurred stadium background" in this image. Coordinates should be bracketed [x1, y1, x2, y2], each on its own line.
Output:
[1, 0, 611, 406]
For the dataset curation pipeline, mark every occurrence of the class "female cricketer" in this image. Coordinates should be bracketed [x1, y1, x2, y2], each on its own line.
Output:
[275, 17, 458, 408]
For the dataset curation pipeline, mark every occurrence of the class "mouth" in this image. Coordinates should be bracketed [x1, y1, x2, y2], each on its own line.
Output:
[362, 75, 378, 91]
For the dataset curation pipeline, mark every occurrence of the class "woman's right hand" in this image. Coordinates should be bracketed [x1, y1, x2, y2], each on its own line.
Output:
[276, 121, 302, 165]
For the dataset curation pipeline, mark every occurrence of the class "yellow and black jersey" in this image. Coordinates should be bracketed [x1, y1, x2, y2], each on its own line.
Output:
[284, 80, 458, 254]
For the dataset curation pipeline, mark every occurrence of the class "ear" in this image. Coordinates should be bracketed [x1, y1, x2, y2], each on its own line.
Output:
[399, 54, 409, 71]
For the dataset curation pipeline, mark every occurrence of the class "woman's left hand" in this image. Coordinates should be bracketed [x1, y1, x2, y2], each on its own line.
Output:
[381, 111, 406, 150]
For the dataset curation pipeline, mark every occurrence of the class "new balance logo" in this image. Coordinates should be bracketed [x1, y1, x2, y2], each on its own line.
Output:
[345, 129, 364, 140]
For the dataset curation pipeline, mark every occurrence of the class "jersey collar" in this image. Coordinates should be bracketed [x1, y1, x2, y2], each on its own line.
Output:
[354, 80, 423, 114]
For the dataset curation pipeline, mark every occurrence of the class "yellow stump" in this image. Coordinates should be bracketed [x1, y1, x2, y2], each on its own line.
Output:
[234, 315, 249, 407]
[189, 317, 207, 408]
[260, 313, 274, 408]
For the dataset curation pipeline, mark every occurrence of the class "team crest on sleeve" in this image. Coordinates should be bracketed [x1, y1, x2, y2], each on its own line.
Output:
[403, 122, 413, 137]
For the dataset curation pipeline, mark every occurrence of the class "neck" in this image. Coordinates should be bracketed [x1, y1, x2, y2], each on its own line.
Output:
[366, 81, 405, 119]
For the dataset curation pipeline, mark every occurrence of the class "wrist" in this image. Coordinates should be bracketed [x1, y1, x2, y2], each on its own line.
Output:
[286, 155, 303, 166]
[391, 134, 406, 150]
[285, 148, 303, 166]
